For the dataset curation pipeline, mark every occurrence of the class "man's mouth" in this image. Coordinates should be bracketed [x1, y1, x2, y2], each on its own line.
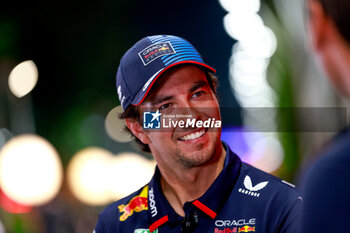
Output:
[178, 128, 206, 141]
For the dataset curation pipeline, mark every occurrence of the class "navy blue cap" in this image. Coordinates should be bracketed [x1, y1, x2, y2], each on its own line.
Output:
[116, 35, 216, 110]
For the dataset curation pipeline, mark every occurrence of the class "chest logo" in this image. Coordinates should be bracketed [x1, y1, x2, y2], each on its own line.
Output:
[238, 225, 255, 232]
[118, 186, 148, 221]
[238, 175, 268, 197]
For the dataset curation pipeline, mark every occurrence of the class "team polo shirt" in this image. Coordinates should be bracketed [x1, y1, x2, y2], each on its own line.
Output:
[95, 142, 302, 233]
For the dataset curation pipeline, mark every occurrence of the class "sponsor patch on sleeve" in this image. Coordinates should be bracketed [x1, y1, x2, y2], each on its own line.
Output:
[138, 42, 175, 66]
[118, 186, 149, 221]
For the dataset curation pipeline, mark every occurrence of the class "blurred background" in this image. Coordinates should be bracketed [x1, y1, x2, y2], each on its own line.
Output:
[0, 0, 349, 232]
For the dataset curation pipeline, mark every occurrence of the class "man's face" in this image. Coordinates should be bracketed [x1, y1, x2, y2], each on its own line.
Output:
[308, 0, 350, 97]
[139, 65, 222, 169]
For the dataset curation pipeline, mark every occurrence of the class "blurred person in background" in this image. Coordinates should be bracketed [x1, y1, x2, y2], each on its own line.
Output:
[301, 0, 350, 232]
[94, 35, 301, 233]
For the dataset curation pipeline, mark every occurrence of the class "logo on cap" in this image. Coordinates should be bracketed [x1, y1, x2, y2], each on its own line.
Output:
[138, 42, 175, 66]
[117, 85, 126, 107]
[143, 110, 161, 129]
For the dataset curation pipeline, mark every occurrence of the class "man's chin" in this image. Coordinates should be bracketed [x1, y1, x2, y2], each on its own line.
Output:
[176, 147, 216, 168]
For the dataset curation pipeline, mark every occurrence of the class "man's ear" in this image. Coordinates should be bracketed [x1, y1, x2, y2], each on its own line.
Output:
[125, 118, 150, 144]
[308, 0, 328, 51]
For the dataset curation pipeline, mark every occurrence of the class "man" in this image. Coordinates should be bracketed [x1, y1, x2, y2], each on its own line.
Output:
[95, 35, 301, 233]
[301, 0, 350, 232]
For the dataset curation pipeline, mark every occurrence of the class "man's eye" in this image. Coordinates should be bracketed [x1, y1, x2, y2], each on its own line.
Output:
[192, 91, 205, 98]
[159, 103, 171, 111]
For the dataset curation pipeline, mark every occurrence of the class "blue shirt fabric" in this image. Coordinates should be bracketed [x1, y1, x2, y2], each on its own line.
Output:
[95, 142, 301, 233]
[301, 128, 350, 232]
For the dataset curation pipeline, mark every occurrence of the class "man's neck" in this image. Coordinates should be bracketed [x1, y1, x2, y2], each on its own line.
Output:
[158, 144, 226, 217]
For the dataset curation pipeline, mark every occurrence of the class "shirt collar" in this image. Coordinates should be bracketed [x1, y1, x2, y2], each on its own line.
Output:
[193, 142, 241, 217]
[147, 142, 242, 232]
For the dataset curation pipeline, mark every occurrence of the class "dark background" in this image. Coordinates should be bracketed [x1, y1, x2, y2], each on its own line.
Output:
[1, 0, 240, 165]
[0, 1, 320, 232]
[0, 2, 242, 232]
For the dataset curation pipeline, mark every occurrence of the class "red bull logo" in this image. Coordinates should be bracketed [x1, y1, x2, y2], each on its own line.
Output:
[215, 227, 237, 233]
[158, 46, 169, 51]
[144, 50, 158, 59]
[238, 225, 255, 232]
[139, 42, 175, 65]
[118, 186, 148, 221]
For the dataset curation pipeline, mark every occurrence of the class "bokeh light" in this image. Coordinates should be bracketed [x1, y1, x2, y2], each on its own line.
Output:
[67, 147, 113, 206]
[105, 106, 134, 143]
[248, 135, 284, 172]
[67, 148, 155, 206]
[221, 128, 283, 173]
[8, 60, 38, 98]
[223, 13, 265, 43]
[0, 189, 32, 214]
[108, 152, 155, 199]
[0, 134, 63, 206]
[218, 0, 260, 13]
[219, 0, 283, 172]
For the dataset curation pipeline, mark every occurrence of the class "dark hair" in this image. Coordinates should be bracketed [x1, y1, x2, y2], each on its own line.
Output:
[119, 71, 219, 153]
[317, 0, 350, 43]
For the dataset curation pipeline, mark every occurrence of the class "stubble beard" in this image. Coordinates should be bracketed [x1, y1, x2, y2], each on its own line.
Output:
[174, 136, 220, 168]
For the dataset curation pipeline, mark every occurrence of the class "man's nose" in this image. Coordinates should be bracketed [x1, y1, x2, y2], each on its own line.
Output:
[175, 99, 203, 122]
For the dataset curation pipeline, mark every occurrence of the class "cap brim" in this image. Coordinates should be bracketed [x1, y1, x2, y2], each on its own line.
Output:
[131, 61, 216, 106]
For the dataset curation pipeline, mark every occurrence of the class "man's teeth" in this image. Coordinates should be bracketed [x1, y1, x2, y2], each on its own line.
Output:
[180, 129, 205, 141]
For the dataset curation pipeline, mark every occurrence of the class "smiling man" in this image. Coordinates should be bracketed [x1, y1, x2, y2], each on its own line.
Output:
[94, 35, 301, 233]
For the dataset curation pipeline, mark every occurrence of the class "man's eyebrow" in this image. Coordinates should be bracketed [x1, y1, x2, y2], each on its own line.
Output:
[149, 95, 174, 106]
[148, 80, 209, 106]
[189, 80, 209, 93]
